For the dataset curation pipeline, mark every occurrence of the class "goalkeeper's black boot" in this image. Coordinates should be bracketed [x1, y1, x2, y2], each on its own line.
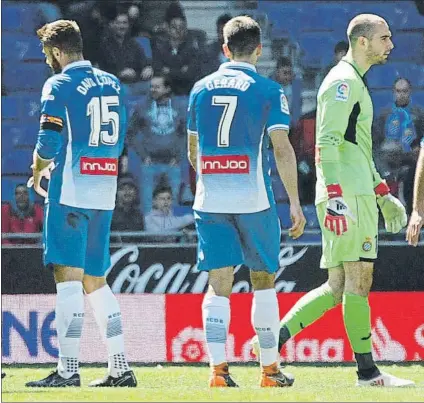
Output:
[25, 370, 80, 387]
[88, 370, 137, 387]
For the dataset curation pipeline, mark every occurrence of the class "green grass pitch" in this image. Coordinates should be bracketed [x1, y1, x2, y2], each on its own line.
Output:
[2, 364, 424, 402]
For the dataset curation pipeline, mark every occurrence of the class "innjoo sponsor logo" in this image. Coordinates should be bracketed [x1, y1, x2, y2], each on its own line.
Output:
[80, 157, 118, 176]
[201, 155, 249, 174]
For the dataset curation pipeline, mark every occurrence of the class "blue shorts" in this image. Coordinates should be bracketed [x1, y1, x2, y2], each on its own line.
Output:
[194, 208, 281, 273]
[43, 201, 113, 277]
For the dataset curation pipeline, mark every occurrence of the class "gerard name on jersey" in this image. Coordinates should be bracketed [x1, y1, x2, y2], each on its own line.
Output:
[205, 77, 251, 91]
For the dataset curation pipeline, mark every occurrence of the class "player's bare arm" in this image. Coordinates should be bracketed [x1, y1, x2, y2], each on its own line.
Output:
[29, 150, 54, 198]
[270, 129, 306, 239]
[406, 146, 424, 246]
[187, 131, 197, 172]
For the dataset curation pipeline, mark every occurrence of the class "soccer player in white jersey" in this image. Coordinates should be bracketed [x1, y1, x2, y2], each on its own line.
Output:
[187, 16, 306, 387]
[25, 20, 136, 388]
[406, 137, 424, 246]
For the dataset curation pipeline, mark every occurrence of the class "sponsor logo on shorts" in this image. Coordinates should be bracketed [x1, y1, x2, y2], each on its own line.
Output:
[362, 237, 373, 252]
[80, 157, 118, 176]
[201, 155, 249, 174]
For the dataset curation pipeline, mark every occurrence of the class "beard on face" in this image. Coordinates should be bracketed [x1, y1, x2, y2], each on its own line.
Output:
[50, 54, 62, 74]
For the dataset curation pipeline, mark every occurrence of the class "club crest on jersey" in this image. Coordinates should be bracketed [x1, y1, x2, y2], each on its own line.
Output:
[201, 155, 250, 174]
[362, 237, 373, 252]
[335, 82, 349, 102]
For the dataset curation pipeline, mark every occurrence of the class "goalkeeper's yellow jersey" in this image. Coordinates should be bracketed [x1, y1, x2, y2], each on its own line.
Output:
[315, 57, 382, 205]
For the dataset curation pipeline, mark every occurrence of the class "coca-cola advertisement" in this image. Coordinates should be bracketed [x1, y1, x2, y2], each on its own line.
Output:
[166, 292, 424, 363]
[2, 243, 424, 294]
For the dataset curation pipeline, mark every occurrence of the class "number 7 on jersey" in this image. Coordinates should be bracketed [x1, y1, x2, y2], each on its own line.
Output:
[212, 95, 237, 147]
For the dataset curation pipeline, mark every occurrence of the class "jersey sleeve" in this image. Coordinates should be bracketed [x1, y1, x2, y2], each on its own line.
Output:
[316, 79, 358, 186]
[118, 86, 127, 156]
[266, 85, 290, 135]
[187, 86, 198, 135]
[36, 78, 66, 160]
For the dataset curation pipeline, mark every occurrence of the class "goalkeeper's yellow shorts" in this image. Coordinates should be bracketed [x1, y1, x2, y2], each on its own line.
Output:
[316, 195, 378, 269]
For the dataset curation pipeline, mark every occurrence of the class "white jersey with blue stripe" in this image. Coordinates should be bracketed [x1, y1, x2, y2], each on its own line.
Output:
[38, 61, 126, 210]
[187, 61, 290, 214]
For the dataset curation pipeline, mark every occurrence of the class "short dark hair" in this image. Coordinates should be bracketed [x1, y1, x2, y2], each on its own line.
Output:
[153, 185, 172, 199]
[334, 40, 349, 54]
[217, 13, 232, 28]
[276, 56, 292, 69]
[37, 19, 83, 54]
[223, 16, 261, 57]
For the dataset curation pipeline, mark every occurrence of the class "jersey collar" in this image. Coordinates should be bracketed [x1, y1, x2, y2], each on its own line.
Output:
[219, 61, 257, 72]
[62, 60, 92, 73]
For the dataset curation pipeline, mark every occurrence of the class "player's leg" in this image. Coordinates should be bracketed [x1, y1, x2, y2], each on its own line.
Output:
[238, 208, 293, 387]
[83, 210, 136, 387]
[195, 211, 242, 387]
[276, 267, 344, 352]
[26, 202, 87, 387]
[343, 196, 414, 387]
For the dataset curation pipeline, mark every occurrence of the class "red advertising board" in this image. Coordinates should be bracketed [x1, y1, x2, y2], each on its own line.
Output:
[166, 292, 424, 363]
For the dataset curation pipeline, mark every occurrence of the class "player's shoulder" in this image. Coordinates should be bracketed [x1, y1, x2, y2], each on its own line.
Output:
[41, 73, 71, 101]
[318, 63, 359, 100]
[93, 67, 121, 85]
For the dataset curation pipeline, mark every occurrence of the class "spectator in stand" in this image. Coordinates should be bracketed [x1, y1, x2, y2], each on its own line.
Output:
[202, 13, 232, 75]
[97, 12, 153, 84]
[127, 74, 186, 212]
[269, 56, 302, 125]
[374, 77, 424, 151]
[2, 184, 43, 244]
[66, 1, 117, 64]
[129, 0, 182, 37]
[152, 11, 202, 95]
[374, 78, 424, 213]
[145, 185, 194, 241]
[323, 40, 349, 76]
[111, 175, 144, 232]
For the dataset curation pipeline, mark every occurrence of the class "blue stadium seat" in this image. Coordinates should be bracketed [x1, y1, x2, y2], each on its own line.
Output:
[305, 3, 349, 34]
[413, 91, 424, 108]
[3, 62, 50, 92]
[2, 2, 43, 33]
[298, 33, 336, 69]
[38, 2, 62, 23]
[2, 122, 36, 149]
[391, 1, 424, 29]
[370, 90, 392, 114]
[2, 33, 45, 62]
[2, 96, 20, 120]
[21, 95, 42, 122]
[258, 1, 304, 40]
[391, 32, 424, 63]
[2, 148, 33, 175]
[135, 36, 152, 59]
[367, 62, 424, 89]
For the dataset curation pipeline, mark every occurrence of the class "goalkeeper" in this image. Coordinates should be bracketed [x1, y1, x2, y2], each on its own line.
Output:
[252, 14, 414, 387]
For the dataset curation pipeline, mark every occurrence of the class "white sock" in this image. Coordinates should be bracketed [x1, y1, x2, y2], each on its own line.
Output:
[202, 294, 230, 366]
[87, 285, 130, 378]
[252, 289, 280, 367]
[56, 281, 84, 379]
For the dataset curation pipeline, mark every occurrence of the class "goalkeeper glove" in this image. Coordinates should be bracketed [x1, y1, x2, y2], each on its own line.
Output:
[324, 184, 356, 236]
[375, 181, 407, 234]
